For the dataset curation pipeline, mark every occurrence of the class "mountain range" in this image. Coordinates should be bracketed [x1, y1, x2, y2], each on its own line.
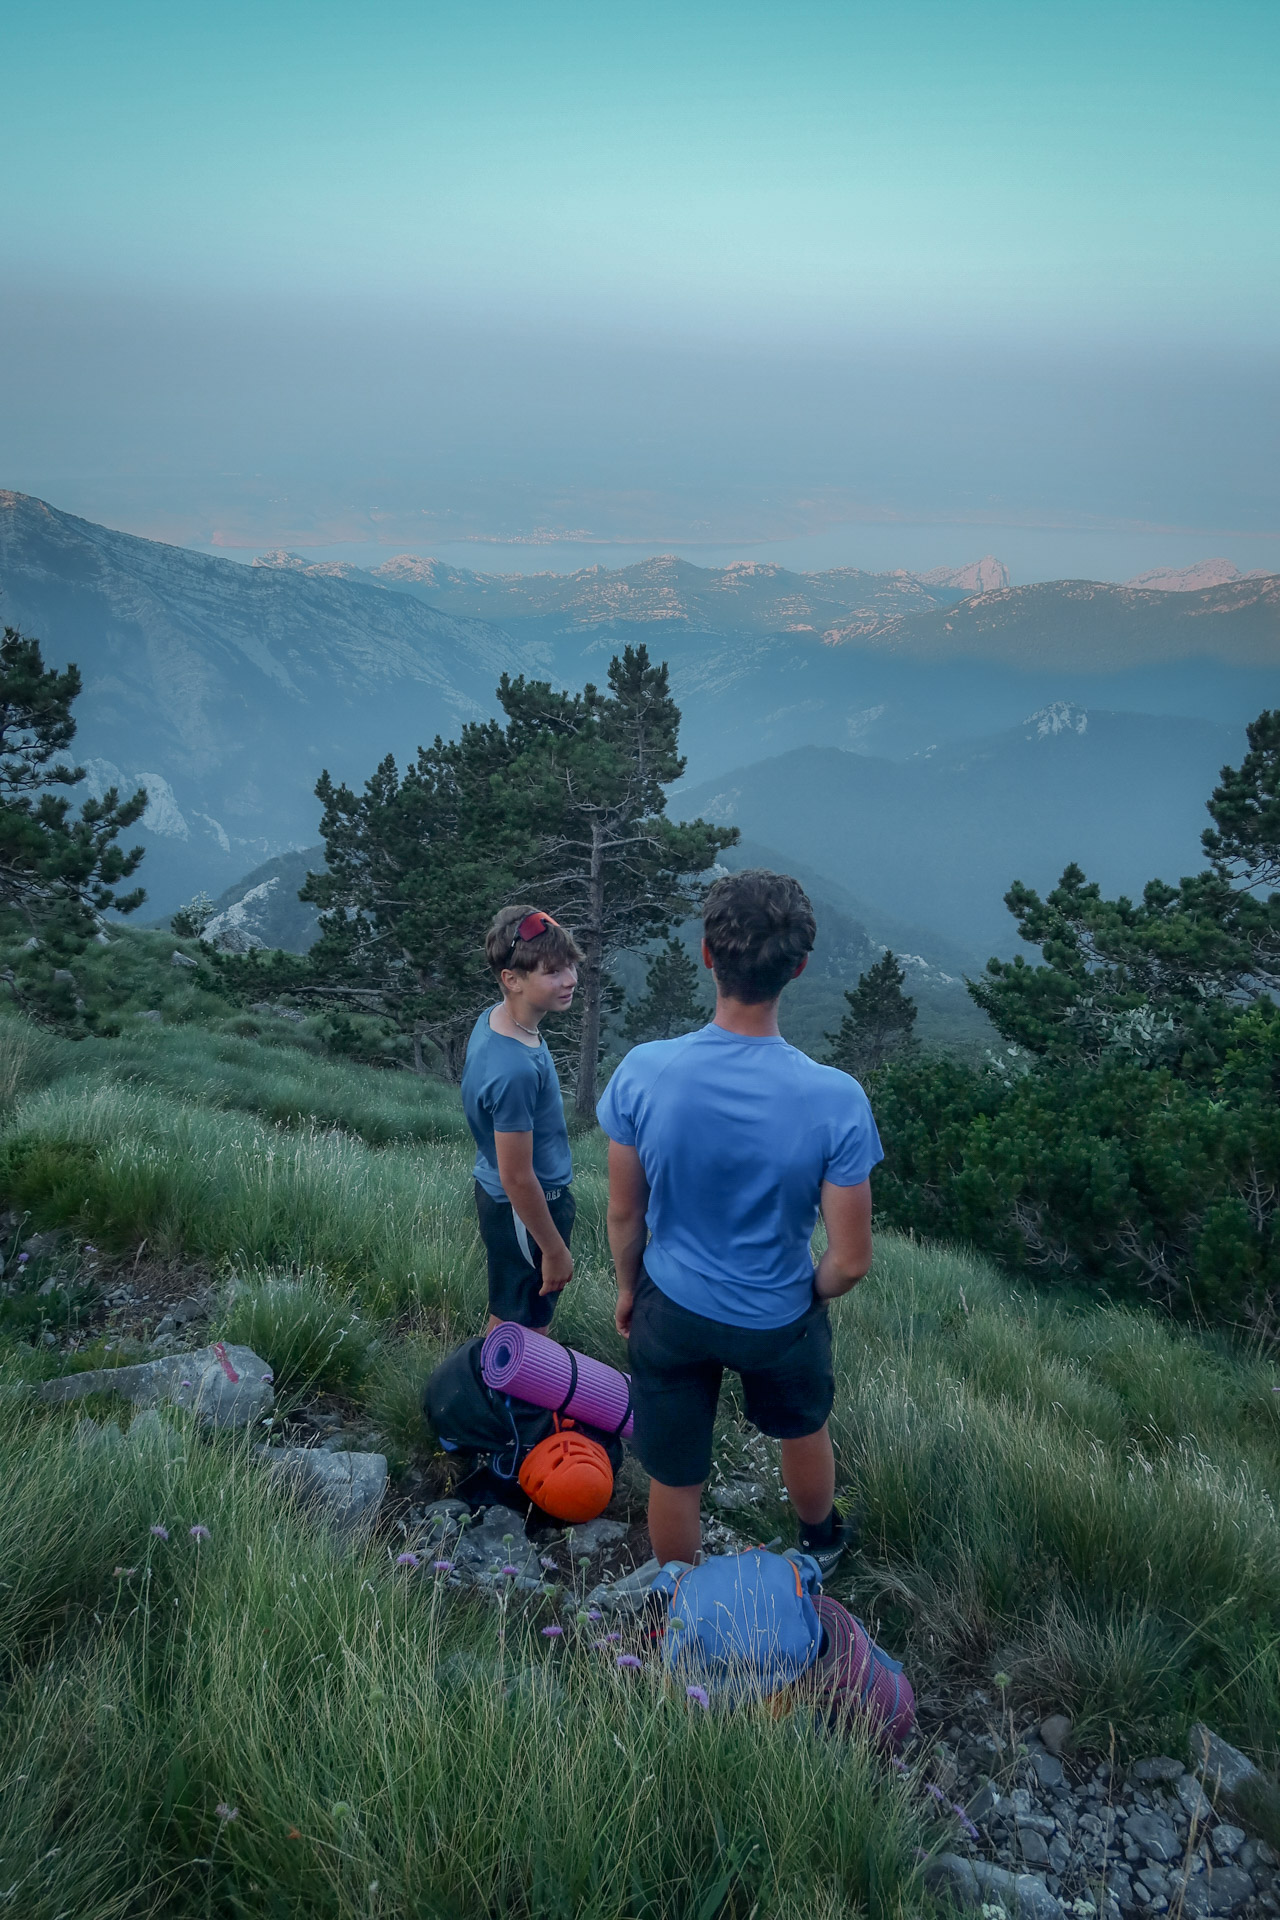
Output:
[1, 490, 1275, 941]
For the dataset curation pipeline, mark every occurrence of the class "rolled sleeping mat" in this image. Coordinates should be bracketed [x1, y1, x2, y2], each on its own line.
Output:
[480, 1322, 634, 1439]
[812, 1595, 916, 1748]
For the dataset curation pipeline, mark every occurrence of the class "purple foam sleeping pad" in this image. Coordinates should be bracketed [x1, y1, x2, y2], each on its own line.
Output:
[480, 1322, 634, 1439]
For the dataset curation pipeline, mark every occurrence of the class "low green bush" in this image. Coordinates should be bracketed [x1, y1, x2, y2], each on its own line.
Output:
[216, 1270, 376, 1399]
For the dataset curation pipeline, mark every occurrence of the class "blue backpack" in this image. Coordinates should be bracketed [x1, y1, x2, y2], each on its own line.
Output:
[650, 1548, 824, 1700]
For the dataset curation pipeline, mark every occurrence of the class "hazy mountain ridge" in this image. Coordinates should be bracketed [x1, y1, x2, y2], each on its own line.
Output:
[834, 574, 1280, 665]
[252, 547, 979, 636]
[0, 491, 545, 908]
[1122, 558, 1271, 591]
[679, 706, 1245, 956]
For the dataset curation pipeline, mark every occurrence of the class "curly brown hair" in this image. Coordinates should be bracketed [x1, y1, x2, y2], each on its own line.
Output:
[702, 869, 816, 1003]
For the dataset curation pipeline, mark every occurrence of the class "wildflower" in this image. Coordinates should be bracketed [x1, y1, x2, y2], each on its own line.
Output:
[586, 1607, 601, 1621]
[541, 1624, 564, 1638]
[330, 1801, 352, 1822]
[113, 1566, 136, 1578]
[501, 1564, 520, 1578]
[84, 1244, 97, 1254]
[395, 1552, 420, 1569]
[540, 1555, 558, 1570]
[432, 1559, 455, 1574]
[189, 1524, 211, 1542]
[955, 1806, 981, 1841]
[261, 1369, 274, 1383]
[150, 1524, 169, 1541]
[924, 1783, 947, 1804]
[616, 1653, 642, 1670]
[180, 1379, 193, 1389]
[215, 1803, 238, 1823]
[686, 1685, 710, 1709]
[17, 1252, 28, 1265]
[287, 1827, 302, 1840]
[993, 1670, 1011, 1690]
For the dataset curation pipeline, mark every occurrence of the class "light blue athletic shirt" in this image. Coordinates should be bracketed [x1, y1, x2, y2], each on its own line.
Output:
[461, 1009, 573, 1202]
[596, 1023, 882, 1330]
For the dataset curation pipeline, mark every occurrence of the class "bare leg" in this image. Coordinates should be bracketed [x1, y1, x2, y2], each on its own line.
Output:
[780, 1424, 835, 1525]
[647, 1480, 704, 1565]
[485, 1314, 503, 1333]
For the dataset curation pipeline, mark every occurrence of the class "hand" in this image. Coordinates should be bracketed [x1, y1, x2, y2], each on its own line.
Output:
[614, 1287, 635, 1338]
[538, 1242, 574, 1295]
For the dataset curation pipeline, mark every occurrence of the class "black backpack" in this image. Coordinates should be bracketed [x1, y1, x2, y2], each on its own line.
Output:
[423, 1338, 625, 1483]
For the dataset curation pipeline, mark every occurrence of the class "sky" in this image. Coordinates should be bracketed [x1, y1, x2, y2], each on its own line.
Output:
[3, 0, 1278, 579]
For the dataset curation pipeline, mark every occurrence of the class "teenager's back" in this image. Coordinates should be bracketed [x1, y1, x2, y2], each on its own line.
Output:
[597, 1022, 880, 1330]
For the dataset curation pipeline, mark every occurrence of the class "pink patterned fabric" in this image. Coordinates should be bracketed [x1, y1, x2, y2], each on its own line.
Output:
[812, 1595, 915, 1748]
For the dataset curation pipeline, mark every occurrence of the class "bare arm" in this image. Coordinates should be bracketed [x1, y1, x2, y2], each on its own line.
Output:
[606, 1140, 650, 1335]
[813, 1178, 873, 1301]
[494, 1130, 573, 1295]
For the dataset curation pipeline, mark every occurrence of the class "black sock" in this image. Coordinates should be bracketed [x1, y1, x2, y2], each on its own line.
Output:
[799, 1505, 839, 1549]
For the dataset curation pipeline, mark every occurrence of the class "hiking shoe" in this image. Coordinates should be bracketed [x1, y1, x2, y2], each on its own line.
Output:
[798, 1506, 859, 1579]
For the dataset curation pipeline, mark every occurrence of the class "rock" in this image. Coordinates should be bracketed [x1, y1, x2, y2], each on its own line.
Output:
[584, 1556, 664, 1614]
[1017, 1830, 1053, 1868]
[1047, 1834, 1072, 1875]
[449, 1505, 542, 1589]
[1190, 1727, 1280, 1828]
[1177, 1776, 1214, 1823]
[1179, 1867, 1255, 1916]
[171, 950, 200, 968]
[710, 1478, 767, 1510]
[37, 1344, 274, 1429]
[52, 968, 75, 986]
[966, 1780, 1001, 1825]
[23, 936, 39, 950]
[560, 1517, 629, 1556]
[970, 1860, 1065, 1920]
[1211, 1828, 1246, 1862]
[138, 1010, 161, 1023]
[1126, 1815, 1181, 1864]
[258, 1448, 387, 1537]
[94, 931, 111, 945]
[22, 1231, 67, 1260]
[922, 1854, 980, 1905]
[1031, 1751, 1067, 1791]
[1039, 1714, 1072, 1755]
[1134, 1759, 1187, 1786]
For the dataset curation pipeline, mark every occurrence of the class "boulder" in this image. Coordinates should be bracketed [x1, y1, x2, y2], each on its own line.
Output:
[171, 950, 200, 969]
[1178, 1866, 1256, 1916]
[921, 1854, 980, 1905]
[969, 1860, 1064, 1920]
[560, 1516, 629, 1557]
[448, 1505, 542, 1589]
[38, 1344, 274, 1429]
[1133, 1757, 1187, 1785]
[258, 1447, 387, 1538]
[1126, 1813, 1182, 1864]
[1038, 1713, 1072, 1755]
[1190, 1725, 1280, 1829]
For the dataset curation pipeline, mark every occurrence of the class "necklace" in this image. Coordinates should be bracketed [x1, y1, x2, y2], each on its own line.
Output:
[510, 1012, 541, 1040]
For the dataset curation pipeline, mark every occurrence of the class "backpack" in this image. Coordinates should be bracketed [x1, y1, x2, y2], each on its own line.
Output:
[650, 1548, 824, 1701]
[809, 1595, 916, 1748]
[423, 1338, 624, 1487]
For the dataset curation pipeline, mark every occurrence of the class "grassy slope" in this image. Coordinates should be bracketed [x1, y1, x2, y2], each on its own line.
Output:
[1, 989, 1278, 1918]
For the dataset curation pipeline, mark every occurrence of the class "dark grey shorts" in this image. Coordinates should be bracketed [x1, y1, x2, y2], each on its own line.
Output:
[474, 1181, 576, 1328]
[627, 1270, 834, 1487]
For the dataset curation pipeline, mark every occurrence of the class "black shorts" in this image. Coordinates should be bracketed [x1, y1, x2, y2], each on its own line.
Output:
[474, 1181, 576, 1329]
[627, 1269, 834, 1487]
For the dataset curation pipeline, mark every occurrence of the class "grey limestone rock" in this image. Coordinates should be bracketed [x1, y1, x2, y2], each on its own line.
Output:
[171, 949, 200, 968]
[449, 1504, 541, 1589]
[259, 1447, 387, 1537]
[1177, 1776, 1214, 1823]
[1031, 1752, 1067, 1791]
[1125, 1815, 1181, 1864]
[1134, 1759, 1187, 1786]
[1211, 1829, 1246, 1862]
[38, 1344, 274, 1429]
[1190, 1726, 1280, 1827]
[1016, 1830, 1052, 1869]
[970, 1860, 1065, 1920]
[1039, 1714, 1072, 1755]
[922, 1854, 980, 1905]
[1178, 1866, 1255, 1916]
[138, 1010, 161, 1022]
[710, 1478, 767, 1510]
[561, 1516, 629, 1556]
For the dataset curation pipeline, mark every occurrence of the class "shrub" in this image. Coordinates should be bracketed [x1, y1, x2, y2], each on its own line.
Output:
[216, 1271, 375, 1399]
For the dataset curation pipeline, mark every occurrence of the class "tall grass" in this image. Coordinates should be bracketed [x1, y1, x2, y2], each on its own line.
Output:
[0, 1406, 920, 1920]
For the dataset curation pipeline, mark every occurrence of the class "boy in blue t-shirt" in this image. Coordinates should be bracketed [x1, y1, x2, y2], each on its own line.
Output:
[596, 870, 882, 1572]
[461, 905, 583, 1331]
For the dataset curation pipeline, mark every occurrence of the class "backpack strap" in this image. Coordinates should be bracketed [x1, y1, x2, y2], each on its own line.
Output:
[555, 1349, 579, 1415]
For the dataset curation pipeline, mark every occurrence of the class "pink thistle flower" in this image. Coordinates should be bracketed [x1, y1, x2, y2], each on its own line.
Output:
[432, 1559, 454, 1574]
[540, 1555, 557, 1570]
[189, 1524, 211, 1542]
[686, 1685, 710, 1709]
[395, 1552, 420, 1569]
[616, 1653, 642, 1670]
[586, 1607, 602, 1621]
[17, 1252, 28, 1265]
[501, 1564, 520, 1578]
[150, 1524, 169, 1541]
[541, 1624, 563, 1638]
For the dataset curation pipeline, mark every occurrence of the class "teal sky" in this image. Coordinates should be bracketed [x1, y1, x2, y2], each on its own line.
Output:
[3, 1, 1278, 567]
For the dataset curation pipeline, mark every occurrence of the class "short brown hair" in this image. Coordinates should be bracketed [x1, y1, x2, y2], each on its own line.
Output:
[702, 869, 816, 1003]
[485, 904, 583, 980]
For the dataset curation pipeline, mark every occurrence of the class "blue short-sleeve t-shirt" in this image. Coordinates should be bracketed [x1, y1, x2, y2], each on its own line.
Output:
[462, 1009, 573, 1202]
[596, 1023, 882, 1329]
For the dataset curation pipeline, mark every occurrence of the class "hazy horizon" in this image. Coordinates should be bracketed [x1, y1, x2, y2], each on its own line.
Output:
[4, 0, 1278, 579]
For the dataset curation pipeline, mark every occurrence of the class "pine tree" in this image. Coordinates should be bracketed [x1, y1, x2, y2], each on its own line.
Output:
[0, 626, 147, 942]
[826, 950, 917, 1078]
[624, 938, 707, 1043]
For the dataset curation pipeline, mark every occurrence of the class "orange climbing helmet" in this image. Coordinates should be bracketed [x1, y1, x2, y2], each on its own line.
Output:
[518, 1423, 614, 1523]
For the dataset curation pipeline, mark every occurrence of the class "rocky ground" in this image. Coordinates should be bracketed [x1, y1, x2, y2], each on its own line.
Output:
[9, 1222, 1280, 1920]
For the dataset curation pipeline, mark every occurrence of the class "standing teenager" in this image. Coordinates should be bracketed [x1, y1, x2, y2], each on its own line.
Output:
[597, 869, 882, 1571]
[462, 905, 583, 1332]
